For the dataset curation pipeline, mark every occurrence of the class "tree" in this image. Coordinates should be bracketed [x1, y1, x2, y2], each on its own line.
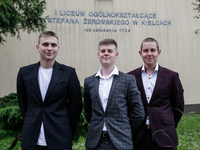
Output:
[192, 0, 200, 18]
[0, 0, 47, 44]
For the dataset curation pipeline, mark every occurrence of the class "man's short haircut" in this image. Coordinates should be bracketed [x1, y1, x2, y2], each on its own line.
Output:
[38, 31, 59, 44]
[140, 37, 159, 51]
[98, 38, 118, 51]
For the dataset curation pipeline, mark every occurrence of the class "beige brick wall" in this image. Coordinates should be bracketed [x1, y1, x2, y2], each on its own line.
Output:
[0, 0, 200, 105]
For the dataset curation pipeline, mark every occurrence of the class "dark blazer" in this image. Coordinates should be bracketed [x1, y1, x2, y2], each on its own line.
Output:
[84, 71, 145, 150]
[127, 65, 184, 148]
[17, 61, 83, 150]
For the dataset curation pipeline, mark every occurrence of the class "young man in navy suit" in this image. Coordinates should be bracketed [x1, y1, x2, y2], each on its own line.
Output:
[17, 31, 82, 150]
[128, 37, 184, 150]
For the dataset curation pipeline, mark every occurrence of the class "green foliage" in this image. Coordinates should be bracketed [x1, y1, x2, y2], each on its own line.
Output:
[0, 130, 7, 139]
[73, 136, 86, 150]
[0, 93, 18, 108]
[0, 136, 21, 150]
[177, 114, 200, 149]
[192, 0, 200, 19]
[0, 0, 47, 44]
[81, 86, 84, 94]
[1, 113, 200, 149]
[0, 93, 22, 136]
[0, 93, 23, 137]
[0, 106, 23, 136]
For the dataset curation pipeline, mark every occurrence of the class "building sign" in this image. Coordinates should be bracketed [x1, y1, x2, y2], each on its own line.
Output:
[45, 10, 171, 33]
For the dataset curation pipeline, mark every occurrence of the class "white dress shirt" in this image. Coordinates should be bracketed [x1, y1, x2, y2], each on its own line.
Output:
[95, 66, 119, 131]
[141, 63, 158, 125]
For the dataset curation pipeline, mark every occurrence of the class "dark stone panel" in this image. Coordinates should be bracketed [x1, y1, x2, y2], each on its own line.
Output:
[184, 104, 200, 114]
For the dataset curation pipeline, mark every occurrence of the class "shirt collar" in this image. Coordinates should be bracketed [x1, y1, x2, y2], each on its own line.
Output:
[95, 66, 119, 78]
[141, 63, 159, 72]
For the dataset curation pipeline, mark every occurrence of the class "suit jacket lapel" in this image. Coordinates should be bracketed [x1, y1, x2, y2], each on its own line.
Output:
[44, 61, 62, 104]
[30, 62, 43, 104]
[150, 65, 164, 104]
[105, 74, 119, 113]
[93, 76, 105, 112]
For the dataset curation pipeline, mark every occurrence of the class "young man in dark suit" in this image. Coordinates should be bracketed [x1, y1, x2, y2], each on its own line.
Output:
[128, 37, 184, 150]
[84, 38, 145, 150]
[17, 31, 82, 150]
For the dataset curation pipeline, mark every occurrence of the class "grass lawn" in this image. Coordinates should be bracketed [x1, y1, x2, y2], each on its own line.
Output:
[0, 135, 86, 150]
[176, 114, 200, 150]
[0, 114, 199, 150]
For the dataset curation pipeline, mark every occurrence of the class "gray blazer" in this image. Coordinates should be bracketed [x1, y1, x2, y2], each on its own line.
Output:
[84, 71, 145, 150]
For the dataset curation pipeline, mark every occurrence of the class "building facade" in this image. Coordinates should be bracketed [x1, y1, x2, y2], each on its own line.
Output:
[0, 0, 200, 112]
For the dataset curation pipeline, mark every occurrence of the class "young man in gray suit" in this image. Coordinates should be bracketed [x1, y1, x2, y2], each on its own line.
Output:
[83, 38, 145, 150]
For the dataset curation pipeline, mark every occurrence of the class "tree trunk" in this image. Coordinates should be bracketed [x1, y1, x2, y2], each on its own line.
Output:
[8, 137, 18, 150]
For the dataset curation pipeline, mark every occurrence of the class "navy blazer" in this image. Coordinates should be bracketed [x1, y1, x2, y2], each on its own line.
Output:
[128, 65, 184, 149]
[17, 61, 82, 150]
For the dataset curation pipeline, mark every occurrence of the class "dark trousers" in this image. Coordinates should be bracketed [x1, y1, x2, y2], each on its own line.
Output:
[33, 145, 49, 150]
[22, 145, 72, 150]
[134, 128, 176, 150]
[86, 132, 118, 150]
[22, 145, 49, 150]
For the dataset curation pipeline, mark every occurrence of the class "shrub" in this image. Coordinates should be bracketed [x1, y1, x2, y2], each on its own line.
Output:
[0, 93, 18, 108]
[0, 106, 23, 137]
